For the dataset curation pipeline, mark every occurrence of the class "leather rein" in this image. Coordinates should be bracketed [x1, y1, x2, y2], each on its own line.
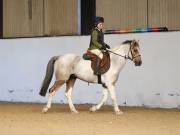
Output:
[106, 44, 141, 61]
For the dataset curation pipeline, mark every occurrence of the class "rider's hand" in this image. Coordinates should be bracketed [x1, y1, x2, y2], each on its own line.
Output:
[105, 44, 110, 49]
[101, 45, 107, 50]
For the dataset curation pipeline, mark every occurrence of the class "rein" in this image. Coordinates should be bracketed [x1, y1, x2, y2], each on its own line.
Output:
[107, 49, 132, 61]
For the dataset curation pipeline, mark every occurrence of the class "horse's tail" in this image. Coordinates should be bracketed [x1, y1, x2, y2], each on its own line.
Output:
[39, 56, 59, 96]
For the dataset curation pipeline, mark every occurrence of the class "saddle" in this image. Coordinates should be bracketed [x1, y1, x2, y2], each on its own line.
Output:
[83, 51, 110, 75]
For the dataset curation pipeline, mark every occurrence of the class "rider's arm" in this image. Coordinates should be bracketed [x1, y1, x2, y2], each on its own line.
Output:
[92, 30, 103, 49]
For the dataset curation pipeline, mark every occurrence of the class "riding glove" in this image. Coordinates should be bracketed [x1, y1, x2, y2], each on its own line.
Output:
[104, 44, 110, 49]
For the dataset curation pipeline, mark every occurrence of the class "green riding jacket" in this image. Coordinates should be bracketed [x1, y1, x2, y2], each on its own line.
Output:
[88, 28, 106, 50]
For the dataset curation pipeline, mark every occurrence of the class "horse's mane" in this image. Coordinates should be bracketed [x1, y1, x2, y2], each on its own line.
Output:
[111, 40, 133, 51]
[122, 40, 133, 44]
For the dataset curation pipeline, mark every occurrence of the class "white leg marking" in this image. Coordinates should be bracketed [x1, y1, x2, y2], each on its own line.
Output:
[42, 91, 56, 113]
[108, 85, 123, 115]
[90, 88, 108, 112]
[65, 87, 79, 114]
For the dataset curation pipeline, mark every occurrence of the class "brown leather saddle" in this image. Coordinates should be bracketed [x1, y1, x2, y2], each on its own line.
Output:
[83, 51, 110, 75]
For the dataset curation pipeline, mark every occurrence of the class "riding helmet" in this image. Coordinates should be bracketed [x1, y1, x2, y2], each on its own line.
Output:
[94, 16, 104, 26]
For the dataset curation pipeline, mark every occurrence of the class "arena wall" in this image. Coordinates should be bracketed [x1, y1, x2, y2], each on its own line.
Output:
[0, 32, 180, 108]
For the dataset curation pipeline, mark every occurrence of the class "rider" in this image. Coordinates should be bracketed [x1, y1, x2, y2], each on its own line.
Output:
[88, 16, 110, 75]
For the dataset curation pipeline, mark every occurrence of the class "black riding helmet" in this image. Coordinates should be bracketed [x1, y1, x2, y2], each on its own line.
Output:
[94, 16, 104, 26]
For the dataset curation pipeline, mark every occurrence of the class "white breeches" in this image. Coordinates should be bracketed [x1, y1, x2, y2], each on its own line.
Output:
[89, 49, 103, 59]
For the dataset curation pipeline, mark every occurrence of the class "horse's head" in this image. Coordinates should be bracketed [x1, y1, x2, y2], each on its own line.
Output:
[129, 40, 142, 66]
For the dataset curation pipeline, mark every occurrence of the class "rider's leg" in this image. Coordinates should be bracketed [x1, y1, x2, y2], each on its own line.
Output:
[94, 57, 101, 75]
[89, 49, 103, 75]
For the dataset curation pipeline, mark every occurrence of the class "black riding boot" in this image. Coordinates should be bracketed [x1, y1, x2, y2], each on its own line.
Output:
[94, 58, 101, 75]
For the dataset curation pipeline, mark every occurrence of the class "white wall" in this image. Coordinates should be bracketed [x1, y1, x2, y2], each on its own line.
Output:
[0, 32, 180, 108]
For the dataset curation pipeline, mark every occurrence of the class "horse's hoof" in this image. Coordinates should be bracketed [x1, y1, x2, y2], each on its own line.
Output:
[71, 110, 79, 114]
[115, 111, 123, 115]
[89, 106, 97, 112]
[42, 107, 48, 113]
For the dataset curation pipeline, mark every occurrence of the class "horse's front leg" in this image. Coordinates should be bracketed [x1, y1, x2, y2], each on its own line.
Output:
[65, 77, 78, 114]
[107, 84, 123, 115]
[90, 87, 108, 112]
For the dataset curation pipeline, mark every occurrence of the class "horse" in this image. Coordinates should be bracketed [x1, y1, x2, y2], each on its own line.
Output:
[39, 39, 142, 115]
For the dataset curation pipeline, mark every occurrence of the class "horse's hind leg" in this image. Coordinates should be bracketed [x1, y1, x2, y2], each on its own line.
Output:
[90, 87, 108, 112]
[65, 76, 78, 113]
[42, 80, 64, 113]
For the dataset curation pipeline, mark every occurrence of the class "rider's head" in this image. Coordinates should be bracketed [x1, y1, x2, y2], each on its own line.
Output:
[94, 16, 104, 30]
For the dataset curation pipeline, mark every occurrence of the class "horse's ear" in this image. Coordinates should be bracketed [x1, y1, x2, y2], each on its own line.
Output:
[131, 39, 136, 45]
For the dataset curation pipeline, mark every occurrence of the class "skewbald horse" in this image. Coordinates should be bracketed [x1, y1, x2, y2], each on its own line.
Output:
[39, 40, 142, 115]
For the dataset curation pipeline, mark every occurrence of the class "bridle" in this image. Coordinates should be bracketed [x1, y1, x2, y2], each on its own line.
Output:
[107, 42, 141, 61]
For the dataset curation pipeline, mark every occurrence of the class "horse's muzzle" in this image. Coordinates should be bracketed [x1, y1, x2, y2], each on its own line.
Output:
[135, 60, 142, 66]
